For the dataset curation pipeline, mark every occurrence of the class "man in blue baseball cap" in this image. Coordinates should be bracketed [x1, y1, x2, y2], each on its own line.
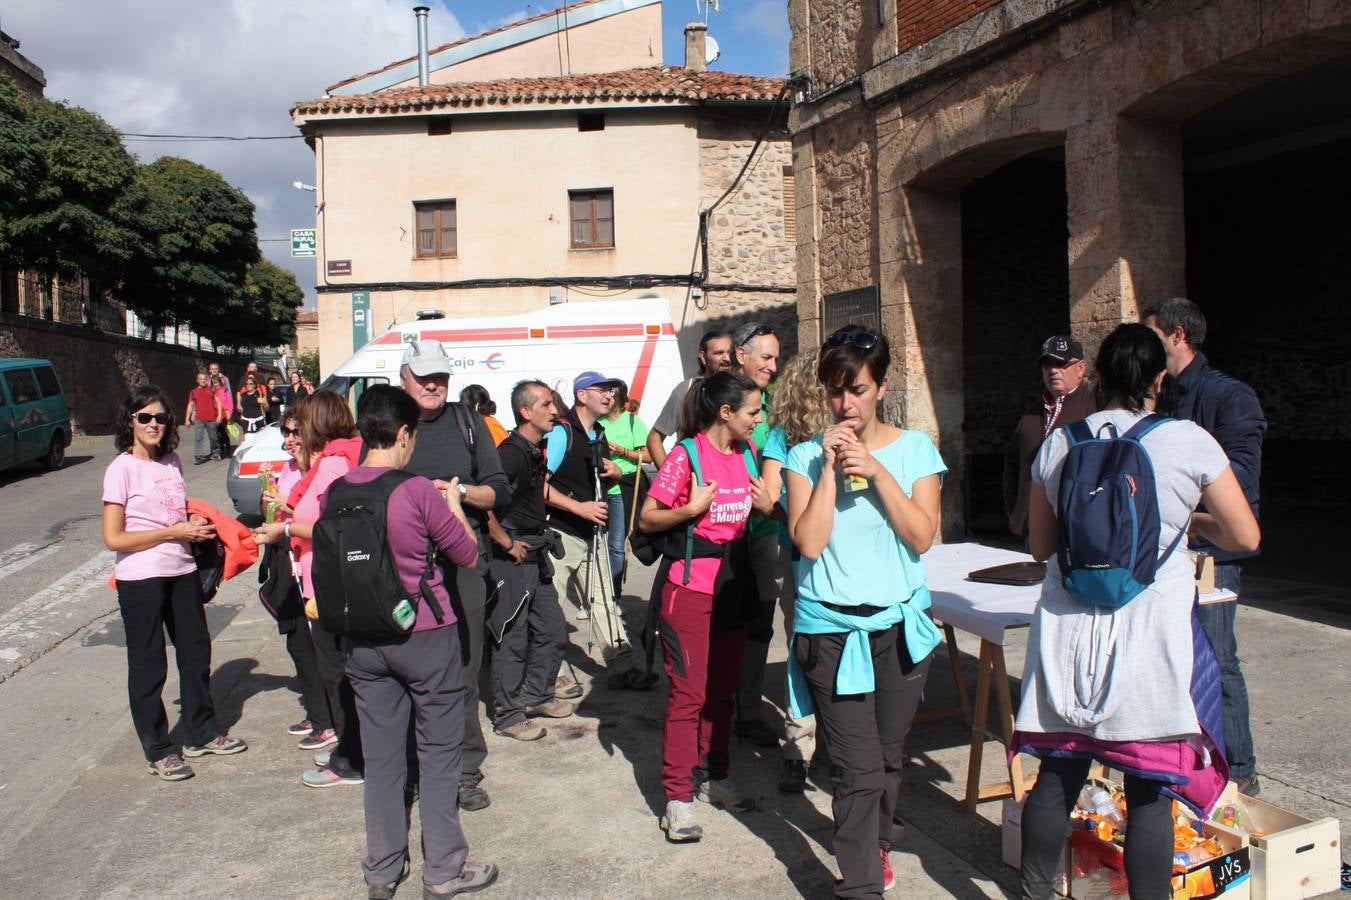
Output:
[543, 371, 657, 692]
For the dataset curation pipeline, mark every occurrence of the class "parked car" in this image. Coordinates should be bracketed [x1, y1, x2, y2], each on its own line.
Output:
[0, 358, 71, 472]
[225, 422, 290, 515]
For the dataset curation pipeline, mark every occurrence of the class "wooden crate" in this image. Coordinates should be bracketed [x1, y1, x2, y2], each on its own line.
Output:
[1212, 785, 1341, 900]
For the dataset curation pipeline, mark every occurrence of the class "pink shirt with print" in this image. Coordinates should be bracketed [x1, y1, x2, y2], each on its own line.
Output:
[292, 455, 351, 598]
[646, 432, 754, 594]
[101, 452, 197, 581]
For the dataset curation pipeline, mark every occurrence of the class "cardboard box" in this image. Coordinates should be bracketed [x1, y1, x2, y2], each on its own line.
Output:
[1068, 823, 1250, 899]
[1002, 798, 1071, 896]
[1211, 785, 1341, 900]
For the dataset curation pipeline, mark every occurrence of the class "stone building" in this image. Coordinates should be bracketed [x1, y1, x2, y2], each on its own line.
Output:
[289, 0, 795, 378]
[789, 0, 1351, 557]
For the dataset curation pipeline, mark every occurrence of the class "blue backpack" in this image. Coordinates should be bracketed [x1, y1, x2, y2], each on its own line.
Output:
[1056, 414, 1184, 608]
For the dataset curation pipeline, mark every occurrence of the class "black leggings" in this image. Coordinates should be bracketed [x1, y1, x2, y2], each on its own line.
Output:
[1020, 756, 1174, 900]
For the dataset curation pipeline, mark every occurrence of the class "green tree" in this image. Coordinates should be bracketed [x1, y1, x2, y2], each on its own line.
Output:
[0, 75, 48, 257]
[1, 93, 139, 291]
[238, 259, 304, 346]
[118, 156, 259, 340]
[296, 350, 320, 386]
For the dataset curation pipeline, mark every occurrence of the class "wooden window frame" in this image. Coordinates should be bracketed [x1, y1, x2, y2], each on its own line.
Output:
[414, 199, 457, 259]
[568, 188, 615, 250]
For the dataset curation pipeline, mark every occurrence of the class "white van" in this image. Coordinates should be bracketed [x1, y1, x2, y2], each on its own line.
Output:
[226, 299, 686, 513]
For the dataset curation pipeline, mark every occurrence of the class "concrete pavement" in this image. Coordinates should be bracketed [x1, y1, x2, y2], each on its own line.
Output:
[0, 436, 1345, 898]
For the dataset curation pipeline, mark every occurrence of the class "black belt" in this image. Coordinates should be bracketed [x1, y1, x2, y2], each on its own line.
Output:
[819, 600, 891, 617]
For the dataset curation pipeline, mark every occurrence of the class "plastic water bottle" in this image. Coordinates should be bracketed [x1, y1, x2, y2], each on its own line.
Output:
[1080, 785, 1125, 829]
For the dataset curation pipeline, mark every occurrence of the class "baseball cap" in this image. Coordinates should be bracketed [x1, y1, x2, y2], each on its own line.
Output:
[1039, 335, 1083, 365]
[401, 338, 453, 377]
[574, 371, 620, 393]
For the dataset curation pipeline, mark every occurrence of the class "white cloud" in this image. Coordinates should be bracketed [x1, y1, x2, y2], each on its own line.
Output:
[1, 0, 466, 309]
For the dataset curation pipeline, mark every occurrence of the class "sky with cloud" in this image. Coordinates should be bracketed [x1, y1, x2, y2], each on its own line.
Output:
[1, 1, 788, 311]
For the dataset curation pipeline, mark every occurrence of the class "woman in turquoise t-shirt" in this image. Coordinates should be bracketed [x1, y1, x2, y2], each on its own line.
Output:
[784, 326, 946, 898]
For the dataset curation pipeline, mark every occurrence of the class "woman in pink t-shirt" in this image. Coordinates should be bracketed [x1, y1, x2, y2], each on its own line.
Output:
[253, 390, 364, 788]
[101, 385, 247, 782]
[211, 374, 235, 457]
[639, 371, 774, 843]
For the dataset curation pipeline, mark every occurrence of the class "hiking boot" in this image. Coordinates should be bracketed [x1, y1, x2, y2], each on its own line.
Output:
[660, 799, 703, 843]
[607, 667, 658, 691]
[368, 859, 410, 900]
[297, 727, 338, 750]
[553, 675, 583, 700]
[287, 719, 315, 736]
[458, 773, 490, 811]
[881, 848, 895, 891]
[778, 758, 807, 794]
[733, 719, 779, 748]
[422, 861, 498, 898]
[302, 767, 364, 788]
[1235, 775, 1261, 797]
[697, 775, 756, 812]
[312, 750, 331, 768]
[183, 735, 247, 758]
[493, 718, 546, 741]
[524, 699, 575, 719]
[147, 754, 194, 782]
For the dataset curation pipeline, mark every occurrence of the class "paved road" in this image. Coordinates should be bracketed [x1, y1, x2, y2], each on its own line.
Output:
[0, 440, 1344, 898]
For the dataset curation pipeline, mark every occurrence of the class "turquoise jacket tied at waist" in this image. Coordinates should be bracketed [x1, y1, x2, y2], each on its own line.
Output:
[786, 585, 942, 719]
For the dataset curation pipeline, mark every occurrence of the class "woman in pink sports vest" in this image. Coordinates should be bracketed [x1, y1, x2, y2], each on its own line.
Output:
[639, 371, 775, 844]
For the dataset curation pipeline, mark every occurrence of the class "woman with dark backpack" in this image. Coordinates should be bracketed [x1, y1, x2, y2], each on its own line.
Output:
[639, 371, 775, 843]
[1014, 324, 1260, 900]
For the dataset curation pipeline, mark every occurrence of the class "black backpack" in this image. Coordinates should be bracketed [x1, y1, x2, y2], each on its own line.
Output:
[311, 469, 442, 641]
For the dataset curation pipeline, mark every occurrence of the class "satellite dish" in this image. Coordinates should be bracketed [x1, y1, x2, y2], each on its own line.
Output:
[705, 34, 721, 66]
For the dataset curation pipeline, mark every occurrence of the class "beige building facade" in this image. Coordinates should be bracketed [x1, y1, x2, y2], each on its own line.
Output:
[789, 0, 1351, 535]
[291, 1, 796, 378]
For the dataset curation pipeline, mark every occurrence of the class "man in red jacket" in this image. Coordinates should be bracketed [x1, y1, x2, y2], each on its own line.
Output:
[1002, 335, 1099, 541]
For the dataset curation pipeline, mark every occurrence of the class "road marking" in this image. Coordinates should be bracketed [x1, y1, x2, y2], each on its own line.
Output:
[0, 544, 60, 582]
[0, 551, 116, 643]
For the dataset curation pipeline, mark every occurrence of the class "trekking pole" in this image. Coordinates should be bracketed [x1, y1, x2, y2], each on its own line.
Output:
[591, 467, 623, 656]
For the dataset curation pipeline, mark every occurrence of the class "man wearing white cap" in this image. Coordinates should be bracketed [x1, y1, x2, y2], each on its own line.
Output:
[400, 338, 511, 812]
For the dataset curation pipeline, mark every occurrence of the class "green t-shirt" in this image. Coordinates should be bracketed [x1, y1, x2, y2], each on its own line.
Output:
[604, 411, 649, 497]
[748, 389, 778, 539]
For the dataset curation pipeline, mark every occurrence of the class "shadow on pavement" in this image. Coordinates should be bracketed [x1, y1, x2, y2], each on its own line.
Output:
[0, 454, 97, 487]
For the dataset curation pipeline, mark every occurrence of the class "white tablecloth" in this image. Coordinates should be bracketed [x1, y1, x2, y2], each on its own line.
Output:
[921, 543, 1041, 645]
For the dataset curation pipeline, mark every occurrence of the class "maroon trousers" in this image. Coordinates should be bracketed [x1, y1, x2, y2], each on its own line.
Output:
[658, 581, 748, 802]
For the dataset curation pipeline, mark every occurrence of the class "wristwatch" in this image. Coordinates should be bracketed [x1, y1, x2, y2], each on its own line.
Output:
[458, 483, 469, 498]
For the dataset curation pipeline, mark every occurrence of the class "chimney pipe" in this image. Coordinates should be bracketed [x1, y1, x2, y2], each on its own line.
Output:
[414, 5, 430, 88]
[684, 22, 707, 73]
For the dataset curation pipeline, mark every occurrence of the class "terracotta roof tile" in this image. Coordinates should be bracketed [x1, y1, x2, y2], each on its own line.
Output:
[294, 66, 786, 117]
[326, 0, 610, 94]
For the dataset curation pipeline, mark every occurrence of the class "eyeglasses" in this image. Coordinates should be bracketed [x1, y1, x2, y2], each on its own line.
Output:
[586, 386, 617, 396]
[134, 412, 171, 425]
[281, 426, 300, 438]
[732, 323, 776, 348]
[823, 328, 881, 351]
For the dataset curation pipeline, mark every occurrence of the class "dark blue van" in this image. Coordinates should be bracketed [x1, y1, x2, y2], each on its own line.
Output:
[0, 358, 71, 471]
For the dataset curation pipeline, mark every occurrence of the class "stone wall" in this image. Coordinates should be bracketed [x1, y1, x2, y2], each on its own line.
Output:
[802, 0, 872, 91]
[0, 313, 250, 435]
[813, 105, 878, 299]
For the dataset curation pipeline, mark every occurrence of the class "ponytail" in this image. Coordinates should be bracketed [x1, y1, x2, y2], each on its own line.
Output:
[678, 371, 758, 438]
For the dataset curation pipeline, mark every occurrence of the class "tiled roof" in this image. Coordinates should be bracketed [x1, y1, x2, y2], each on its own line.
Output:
[293, 67, 786, 117]
[326, 0, 611, 94]
[295, 310, 319, 326]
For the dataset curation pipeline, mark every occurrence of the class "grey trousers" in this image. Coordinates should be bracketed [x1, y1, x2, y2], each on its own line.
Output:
[738, 532, 817, 759]
[448, 563, 489, 777]
[347, 626, 469, 887]
[191, 419, 218, 460]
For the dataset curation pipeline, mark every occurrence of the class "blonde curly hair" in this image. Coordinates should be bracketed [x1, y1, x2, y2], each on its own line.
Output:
[769, 348, 833, 445]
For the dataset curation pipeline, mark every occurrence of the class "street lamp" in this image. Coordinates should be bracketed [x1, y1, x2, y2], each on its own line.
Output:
[292, 181, 317, 192]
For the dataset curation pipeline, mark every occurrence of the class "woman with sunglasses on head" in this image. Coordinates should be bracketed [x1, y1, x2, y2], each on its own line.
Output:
[639, 371, 776, 843]
[102, 386, 247, 781]
[254, 390, 365, 787]
[259, 402, 336, 751]
[784, 326, 946, 897]
[236, 373, 269, 435]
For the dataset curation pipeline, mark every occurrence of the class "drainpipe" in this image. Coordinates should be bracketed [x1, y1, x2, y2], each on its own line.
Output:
[414, 5, 430, 87]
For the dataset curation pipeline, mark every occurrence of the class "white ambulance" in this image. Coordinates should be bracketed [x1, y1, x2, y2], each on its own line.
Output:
[226, 299, 686, 514]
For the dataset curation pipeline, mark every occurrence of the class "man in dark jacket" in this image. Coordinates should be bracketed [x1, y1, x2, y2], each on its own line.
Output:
[1145, 297, 1266, 796]
[399, 338, 511, 811]
[1002, 335, 1099, 539]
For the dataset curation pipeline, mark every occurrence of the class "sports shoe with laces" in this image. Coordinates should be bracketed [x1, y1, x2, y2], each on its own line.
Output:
[457, 773, 490, 811]
[778, 758, 807, 794]
[553, 675, 583, 700]
[660, 799, 703, 843]
[302, 766, 364, 788]
[880, 847, 895, 891]
[287, 719, 314, 736]
[422, 860, 498, 898]
[696, 775, 756, 812]
[297, 727, 338, 750]
[183, 735, 247, 758]
[493, 718, 546, 741]
[147, 754, 194, 782]
[524, 699, 575, 719]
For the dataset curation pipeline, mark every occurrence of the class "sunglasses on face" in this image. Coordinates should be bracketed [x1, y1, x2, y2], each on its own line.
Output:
[823, 328, 881, 351]
[281, 426, 300, 438]
[134, 412, 171, 425]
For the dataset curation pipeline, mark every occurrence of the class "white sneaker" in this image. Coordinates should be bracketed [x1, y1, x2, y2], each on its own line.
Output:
[697, 776, 756, 812]
[660, 800, 703, 843]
